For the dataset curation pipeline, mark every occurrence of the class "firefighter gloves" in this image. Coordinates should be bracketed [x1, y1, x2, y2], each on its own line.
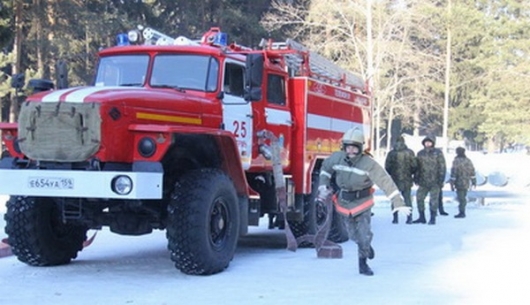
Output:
[317, 185, 332, 202]
[392, 206, 412, 217]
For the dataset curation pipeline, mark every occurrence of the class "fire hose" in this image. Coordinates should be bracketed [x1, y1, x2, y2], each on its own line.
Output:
[257, 130, 341, 258]
[257, 130, 297, 252]
[295, 194, 343, 258]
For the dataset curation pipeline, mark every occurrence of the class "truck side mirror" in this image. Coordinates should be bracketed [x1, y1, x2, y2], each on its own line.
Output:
[244, 54, 263, 101]
[56, 60, 69, 89]
[10, 73, 25, 89]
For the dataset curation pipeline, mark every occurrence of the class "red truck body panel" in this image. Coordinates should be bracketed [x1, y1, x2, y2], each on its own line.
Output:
[288, 78, 372, 195]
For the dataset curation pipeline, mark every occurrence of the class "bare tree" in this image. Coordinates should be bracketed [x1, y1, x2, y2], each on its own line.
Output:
[262, 0, 446, 156]
[9, 0, 24, 123]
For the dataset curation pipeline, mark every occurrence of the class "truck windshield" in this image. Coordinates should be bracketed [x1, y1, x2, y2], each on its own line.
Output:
[151, 54, 219, 92]
[94, 55, 149, 87]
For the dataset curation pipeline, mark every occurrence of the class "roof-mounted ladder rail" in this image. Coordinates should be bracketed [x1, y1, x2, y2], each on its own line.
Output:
[262, 38, 366, 91]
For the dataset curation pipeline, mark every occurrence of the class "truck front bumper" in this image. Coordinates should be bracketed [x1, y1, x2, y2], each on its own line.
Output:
[0, 169, 163, 199]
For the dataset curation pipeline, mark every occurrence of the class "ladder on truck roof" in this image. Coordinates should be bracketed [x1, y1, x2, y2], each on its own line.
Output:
[132, 25, 366, 92]
[264, 39, 366, 91]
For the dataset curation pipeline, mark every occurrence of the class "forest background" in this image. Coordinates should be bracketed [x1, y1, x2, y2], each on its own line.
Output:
[0, 0, 528, 154]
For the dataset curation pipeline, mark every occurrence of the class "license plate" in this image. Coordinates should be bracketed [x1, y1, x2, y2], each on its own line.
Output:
[28, 177, 74, 189]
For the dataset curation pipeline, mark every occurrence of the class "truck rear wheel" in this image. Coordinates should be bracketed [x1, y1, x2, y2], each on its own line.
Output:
[166, 168, 240, 275]
[289, 174, 348, 246]
[4, 196, 87, 266]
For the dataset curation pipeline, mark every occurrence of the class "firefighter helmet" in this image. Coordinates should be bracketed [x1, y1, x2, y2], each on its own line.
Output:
[342, 128, 364, 148]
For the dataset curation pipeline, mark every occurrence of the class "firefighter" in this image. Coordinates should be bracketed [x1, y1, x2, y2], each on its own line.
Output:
[317, 128, 411, 276]
[384, 136, 418, 224]
[449, 147, 476, 218]
[413, 136, 446, 225]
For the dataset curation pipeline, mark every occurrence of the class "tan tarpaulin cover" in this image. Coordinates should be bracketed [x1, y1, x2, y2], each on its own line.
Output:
[18, 101, 101, 162]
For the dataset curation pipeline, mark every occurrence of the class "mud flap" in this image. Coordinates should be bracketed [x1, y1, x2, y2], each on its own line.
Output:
[0, 238, 12, 258]
[82, 231, 98, 248]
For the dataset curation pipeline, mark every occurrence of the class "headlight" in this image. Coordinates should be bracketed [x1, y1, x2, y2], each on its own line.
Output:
[112, 175, 133, 195]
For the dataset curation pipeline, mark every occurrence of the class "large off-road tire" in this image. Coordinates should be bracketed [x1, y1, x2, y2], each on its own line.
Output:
[4, 196, 87, 266]
[166, 168, 240, 275]
[289, 174, 348, 246]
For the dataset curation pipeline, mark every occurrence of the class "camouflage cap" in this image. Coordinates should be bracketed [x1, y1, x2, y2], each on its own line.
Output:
[422, 136, 435, 146]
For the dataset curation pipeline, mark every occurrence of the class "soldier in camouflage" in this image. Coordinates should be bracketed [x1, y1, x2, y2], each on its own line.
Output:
[450, 147, 476, 218]
[317, 128, 411, 276]
[412, 136, 446, 225]
[385, 136, 417, 224]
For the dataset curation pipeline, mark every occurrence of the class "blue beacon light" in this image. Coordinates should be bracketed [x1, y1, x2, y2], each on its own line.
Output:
[213, 32, 228, 46]
[116, 33, 130, 46]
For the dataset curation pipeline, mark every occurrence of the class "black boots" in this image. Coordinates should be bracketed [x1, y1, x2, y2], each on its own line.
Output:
[359, 247, 374, 276]
[359, 258, 374, 276]
[428, 212, 436, 225]
[412, 211, 426, 224]
[394, 212, 413, 224]
[438, 202, 448, 216]
[368, 246, 375, 259]
[455, 211, 466, 218]
[413, 211, 436, 224]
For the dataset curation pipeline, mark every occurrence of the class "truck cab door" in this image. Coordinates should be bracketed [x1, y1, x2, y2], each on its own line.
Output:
[222, 59, 253, 170]
[244, 54, 291, 167]
[254, 73, 292, 166]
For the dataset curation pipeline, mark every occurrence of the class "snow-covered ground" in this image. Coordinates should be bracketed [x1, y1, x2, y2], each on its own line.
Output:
[1, 152, 529, 305]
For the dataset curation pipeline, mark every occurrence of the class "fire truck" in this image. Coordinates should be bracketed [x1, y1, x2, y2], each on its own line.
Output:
[0, 26, 372, 275]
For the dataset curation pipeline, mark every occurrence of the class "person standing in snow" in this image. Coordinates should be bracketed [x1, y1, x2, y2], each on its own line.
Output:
[437, 191, 449, 217]
[413, 136, 446, 225]
[449, 147, 476, 218]
[385, 136, 417, 224]
[317, 128, 411, 276]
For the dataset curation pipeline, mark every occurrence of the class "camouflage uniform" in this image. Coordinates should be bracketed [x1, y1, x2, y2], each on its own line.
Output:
[385, 136, 417, 224]
[413, 136, 446, 225]
[450, 147, 476, 218]
[319, 151, 405, 260]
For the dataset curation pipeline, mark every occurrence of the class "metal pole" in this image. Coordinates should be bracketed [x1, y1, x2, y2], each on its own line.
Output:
[366, 0, 376, 156]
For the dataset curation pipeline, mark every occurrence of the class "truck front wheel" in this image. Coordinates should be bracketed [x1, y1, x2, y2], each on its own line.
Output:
[4, 196, 87, 266]
[166, 168, 240, 275]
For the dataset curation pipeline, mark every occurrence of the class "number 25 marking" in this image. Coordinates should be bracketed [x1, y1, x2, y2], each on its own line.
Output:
[233, 120, 247, 138]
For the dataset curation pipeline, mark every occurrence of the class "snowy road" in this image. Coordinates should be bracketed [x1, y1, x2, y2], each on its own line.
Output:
[1, 152, 530, 304]
[1, 194, 529, 305]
